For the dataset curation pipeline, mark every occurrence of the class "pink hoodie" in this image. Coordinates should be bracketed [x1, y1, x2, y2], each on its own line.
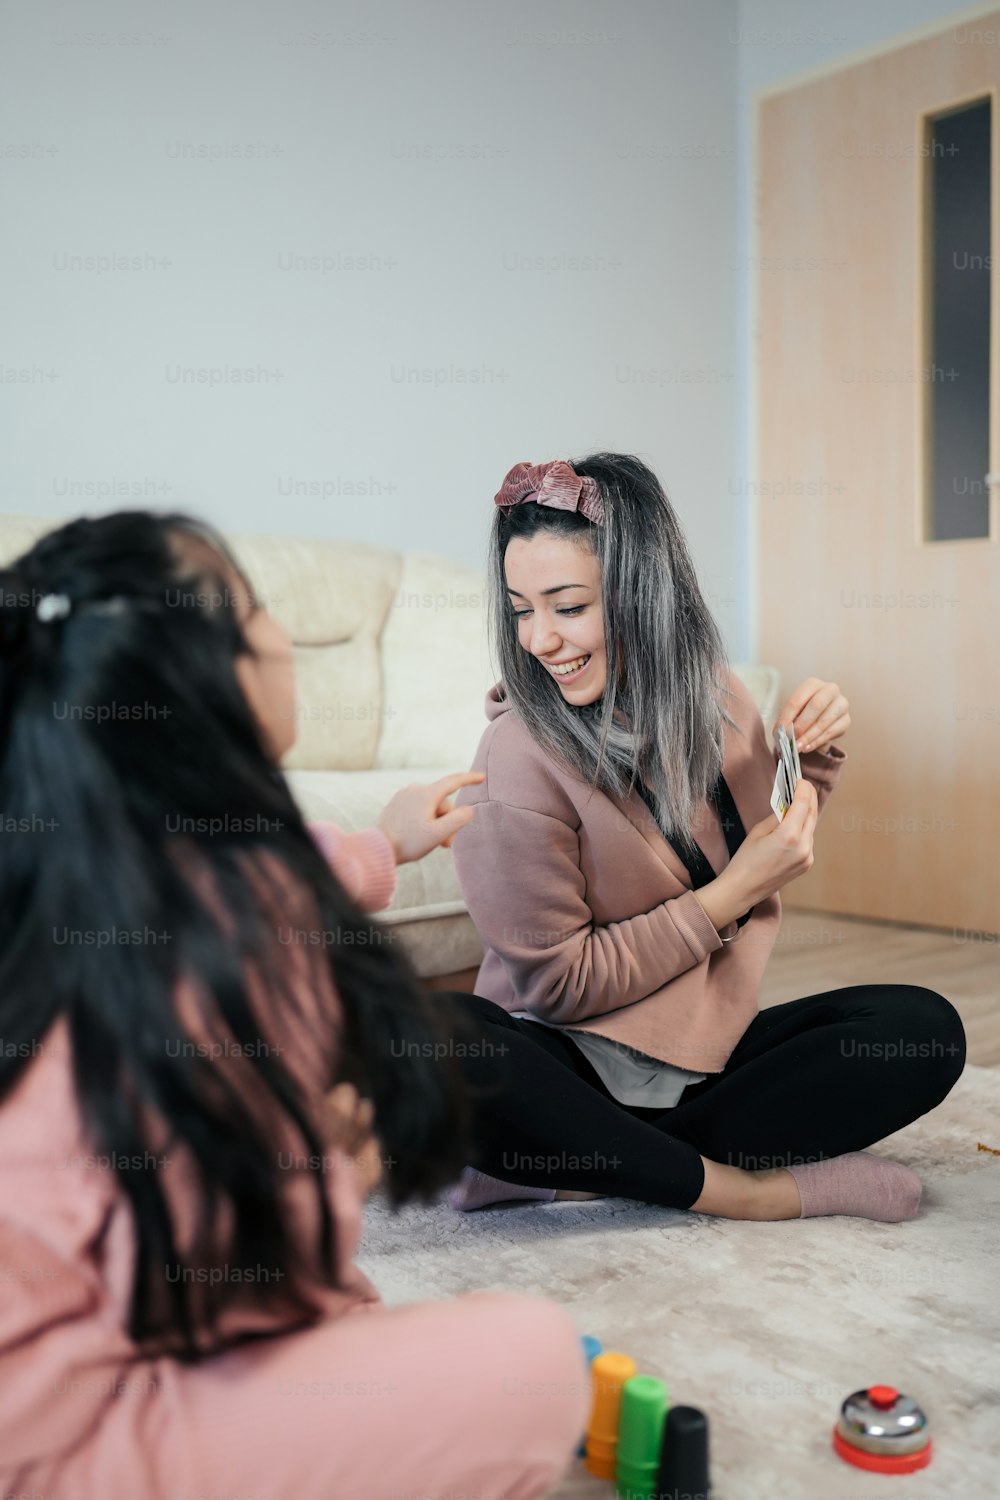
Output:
[452, 670, 846, 1073]
[0, 822, 394, 1477]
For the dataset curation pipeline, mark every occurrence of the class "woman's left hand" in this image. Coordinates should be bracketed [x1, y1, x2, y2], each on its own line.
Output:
[774, 677, 850, 754]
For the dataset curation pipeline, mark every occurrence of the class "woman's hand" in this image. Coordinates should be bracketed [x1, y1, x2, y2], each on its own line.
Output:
[325, 1082, 383, 1198]
[377, 771, 486, 865]
[733, 777, 818, 903]
[774, 677, 850, 754]
[702, 777, 819, 921]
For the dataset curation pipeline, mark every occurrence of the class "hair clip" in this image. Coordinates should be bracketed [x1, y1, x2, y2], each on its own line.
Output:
[495, 460, 605, 525]
[36, 593, 72, 623]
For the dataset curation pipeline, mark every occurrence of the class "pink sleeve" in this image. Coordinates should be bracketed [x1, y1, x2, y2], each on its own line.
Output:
[308, 822, 397, 913]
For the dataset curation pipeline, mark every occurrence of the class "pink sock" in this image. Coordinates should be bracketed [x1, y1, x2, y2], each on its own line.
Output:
[446, 1167, 557, 1212]
[787, 1152, 922, 1222]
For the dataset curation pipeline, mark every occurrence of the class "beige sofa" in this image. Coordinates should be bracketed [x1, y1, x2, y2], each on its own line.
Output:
[0, 514, 780, 984]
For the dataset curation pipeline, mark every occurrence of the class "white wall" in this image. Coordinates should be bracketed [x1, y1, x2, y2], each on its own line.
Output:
[734, 0, 990, 656]
[0, 0, 746, 651]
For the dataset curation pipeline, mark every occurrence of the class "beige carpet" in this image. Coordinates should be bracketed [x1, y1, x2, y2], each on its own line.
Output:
[357, 1064, 1000, 1499]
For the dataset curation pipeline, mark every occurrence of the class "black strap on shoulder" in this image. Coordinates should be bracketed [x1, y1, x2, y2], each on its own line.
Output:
[636, 773, 755, 929]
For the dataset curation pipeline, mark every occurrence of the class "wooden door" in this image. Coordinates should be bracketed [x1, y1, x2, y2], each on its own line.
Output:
[756, 14, 1000, 934]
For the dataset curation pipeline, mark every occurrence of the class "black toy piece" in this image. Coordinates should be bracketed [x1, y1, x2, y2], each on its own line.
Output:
[655, 1403, 711, 1500]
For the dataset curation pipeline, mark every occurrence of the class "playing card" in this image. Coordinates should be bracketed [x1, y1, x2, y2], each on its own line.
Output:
[776, 722, 801, 794]
[770, 759, 791, 821]
[771, 722, 801, 822]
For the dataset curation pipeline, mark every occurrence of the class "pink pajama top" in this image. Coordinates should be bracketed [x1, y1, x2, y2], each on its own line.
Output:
[0, 823, 396, 1478]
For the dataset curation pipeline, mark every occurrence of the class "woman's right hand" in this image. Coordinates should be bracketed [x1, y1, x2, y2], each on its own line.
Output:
[377, 771, 486, 865]
[696, 777, 820, 930]
[725, 776, 818, 907]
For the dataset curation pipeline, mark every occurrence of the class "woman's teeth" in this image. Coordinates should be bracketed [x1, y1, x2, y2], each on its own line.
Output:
[549, 655, 590, 677]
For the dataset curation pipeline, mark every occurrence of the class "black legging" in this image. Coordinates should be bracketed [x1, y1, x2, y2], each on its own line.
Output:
[430, 985, 967, 1209]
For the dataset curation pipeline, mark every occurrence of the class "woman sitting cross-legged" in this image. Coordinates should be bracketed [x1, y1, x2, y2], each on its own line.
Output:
[437, 453, 966, 1221]
[0, 510, 589, 1500]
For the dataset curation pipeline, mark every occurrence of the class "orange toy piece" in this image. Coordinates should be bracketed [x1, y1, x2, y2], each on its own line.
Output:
[584, 1352, 638, 1479]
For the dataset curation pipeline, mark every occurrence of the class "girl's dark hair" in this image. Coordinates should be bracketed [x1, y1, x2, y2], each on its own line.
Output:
[488, 452, 739, 855]
[0, 510, 468, 1357]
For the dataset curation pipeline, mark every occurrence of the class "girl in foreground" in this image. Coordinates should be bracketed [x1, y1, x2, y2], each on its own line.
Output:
[443, 454, 966, 1218]
[0, 512, 588, 1500]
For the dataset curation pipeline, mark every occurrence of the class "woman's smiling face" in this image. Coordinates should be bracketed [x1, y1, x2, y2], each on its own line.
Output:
[504, 534, 606, 705]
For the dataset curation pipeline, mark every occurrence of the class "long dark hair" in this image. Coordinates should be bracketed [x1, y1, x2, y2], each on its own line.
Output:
[488, 452, 738, 854]
[0, 510, 468, 1357]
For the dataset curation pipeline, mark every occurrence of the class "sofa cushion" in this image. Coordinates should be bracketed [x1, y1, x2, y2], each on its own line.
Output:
[0, 515, 54, 563]
[231, 533, 399, 647]
[230, 534, 403, 772]
[374, 551, 494, 771]
[278, 640, 388, 771]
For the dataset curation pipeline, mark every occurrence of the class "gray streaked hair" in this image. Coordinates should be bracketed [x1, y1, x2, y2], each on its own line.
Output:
[487, 452, 740, 855]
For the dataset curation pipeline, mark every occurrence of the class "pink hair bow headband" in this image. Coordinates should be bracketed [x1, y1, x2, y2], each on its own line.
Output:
[494, 460, 605, 525]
